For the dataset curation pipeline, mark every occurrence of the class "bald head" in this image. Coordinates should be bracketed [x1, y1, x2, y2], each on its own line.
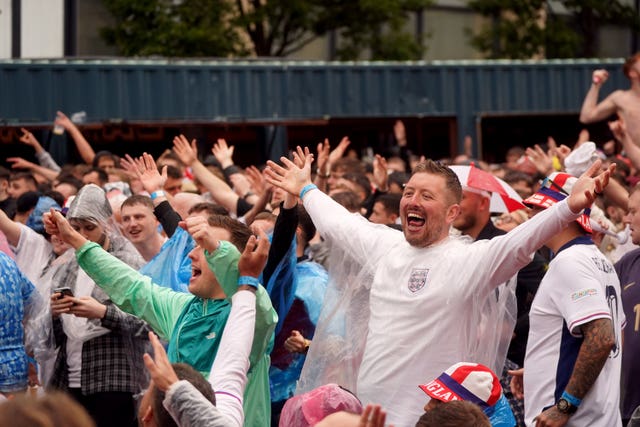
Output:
[170, 192, 205, 220]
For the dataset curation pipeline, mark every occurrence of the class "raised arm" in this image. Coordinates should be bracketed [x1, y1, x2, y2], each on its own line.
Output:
[479, 160, 616, 291]
[43, 208, 191, 338]
[579, 70, 618, 124]
[55, 111, 96, 164]
[7, 157, 59, 182]
[19, 128, 61, 172]
[173, 135, 242, 215]
[0, 209, 21, 247]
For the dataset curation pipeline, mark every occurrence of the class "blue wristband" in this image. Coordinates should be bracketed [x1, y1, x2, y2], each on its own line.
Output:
[150, 190, 166, 200]
[299, 184, 317, 199]
[238, 276, 260, 289]
[561, 391, 582, 407]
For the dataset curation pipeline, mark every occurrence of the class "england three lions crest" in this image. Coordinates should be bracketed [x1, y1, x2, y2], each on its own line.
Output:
[408, 268, 429, 293]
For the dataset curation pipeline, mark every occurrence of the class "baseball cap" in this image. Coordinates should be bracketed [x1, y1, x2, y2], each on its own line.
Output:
[522, 172, 592, 233]
[418, 362, 502, 409]
[279, 384, 362, 427]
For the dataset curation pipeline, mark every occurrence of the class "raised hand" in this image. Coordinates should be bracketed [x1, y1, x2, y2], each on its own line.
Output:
[212, 138, 235, 168]
[172, 134, 198, 167]
[328, 136, 351, 165]
[525, 144, 553, 176]
[238, 227, 269, 278]
[372, 154, 389, 191]
[592, 69, 609, 86]
[264, 146, 314, 197]
[567, 160, 614, 214]
[179, 216, 218, 252]
[54, 111, 74, 131]
[576, 129, 590, 148]
[316, 138, 331, 176]
[43, 208, 87, 249]
[136, 153, 166, 194]
[143, 332, 179, 392]
[245, 165, 267, 197]
[7, 157, 36, 171]
[19, 128, 42, 150]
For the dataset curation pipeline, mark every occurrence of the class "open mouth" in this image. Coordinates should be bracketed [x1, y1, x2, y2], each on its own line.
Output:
[190, 267, 202, 282]
[128, 228, 142, 237]
[407, 212, 426, 229]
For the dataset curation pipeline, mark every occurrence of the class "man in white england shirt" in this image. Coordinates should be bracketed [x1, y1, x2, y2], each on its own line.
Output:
[265, 148, 613, 427]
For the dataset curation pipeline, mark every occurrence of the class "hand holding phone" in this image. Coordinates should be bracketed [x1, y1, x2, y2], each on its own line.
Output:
[53, 287, 74, 299]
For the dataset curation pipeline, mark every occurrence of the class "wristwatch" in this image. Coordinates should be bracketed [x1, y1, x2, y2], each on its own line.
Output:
[556, 398, 578, 415]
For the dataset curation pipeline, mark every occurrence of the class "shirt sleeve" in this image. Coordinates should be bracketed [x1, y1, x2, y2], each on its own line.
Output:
[548, 255, 613, 337]
[467, 200, 581, 298]
[35, 150, 62, 172]
[75, 241, 192, 340]
[164, 380, 236, 427]
[153, 200, 181, 238]
[303, 188, 401, 267]
[100, 303, 152, 338]
[208, 291, 257, 427]
[204, 242, 277, 366]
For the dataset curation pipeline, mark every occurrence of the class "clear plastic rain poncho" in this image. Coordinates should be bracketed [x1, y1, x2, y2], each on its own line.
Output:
[295, 219, 517, 396]
[50, 184, 145, 343]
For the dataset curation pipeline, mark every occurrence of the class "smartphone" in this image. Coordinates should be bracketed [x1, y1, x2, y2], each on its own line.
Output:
[53, 287, 74, 299]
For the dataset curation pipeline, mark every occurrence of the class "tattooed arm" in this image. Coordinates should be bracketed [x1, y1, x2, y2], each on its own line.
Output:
[534, 318, 615, 427]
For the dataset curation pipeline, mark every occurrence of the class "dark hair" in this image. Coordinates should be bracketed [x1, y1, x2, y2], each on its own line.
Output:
[503, 170, 533, 187]
[9, 172, 37, 189]
[331, 191, 361, 213]
[152, 363, 215, 427]
[188, 202, 230, 217]
[121, 194, 154, 211]
[92, 151, 120, 169]
[164, 165, 183, 180]
[412, 159, 462, 205]
[415, 401, 490, 427]
[0, 166, 10, 181]
[297, 205, 316, 245]
[16, 191, 40, 214]
[55, 175, 84, 192]
[623, 53, 640, 78]
[207, 214, 252, 251]
[253, 211, 277, 224]
[374, 193, 401, 216]
[341, 172, 372, 200]
[0, 391, 96, 427]
[83, 167, 108, 185]
[331, 157, 365, 175]
[388, 171, 410, 191]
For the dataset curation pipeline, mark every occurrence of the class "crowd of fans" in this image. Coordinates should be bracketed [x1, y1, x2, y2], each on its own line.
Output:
[2, 56, 640, 427]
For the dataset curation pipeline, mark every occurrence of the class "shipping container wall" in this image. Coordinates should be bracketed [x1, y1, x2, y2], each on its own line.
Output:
[0, 59, 627, 155]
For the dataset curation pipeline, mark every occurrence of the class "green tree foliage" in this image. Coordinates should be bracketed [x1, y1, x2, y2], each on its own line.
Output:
[100, 0, 245, 57]
[101, 0, 431, 60]
[468, 0, 640, 59]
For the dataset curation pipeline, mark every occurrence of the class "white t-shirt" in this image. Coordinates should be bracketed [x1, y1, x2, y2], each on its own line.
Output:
[304, 189, 580, 427]
[14, 224, 55, 291]
[524, 241, 625, 427]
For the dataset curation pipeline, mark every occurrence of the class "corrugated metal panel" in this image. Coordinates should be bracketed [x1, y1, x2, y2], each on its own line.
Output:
[0, 58, 627, 149]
